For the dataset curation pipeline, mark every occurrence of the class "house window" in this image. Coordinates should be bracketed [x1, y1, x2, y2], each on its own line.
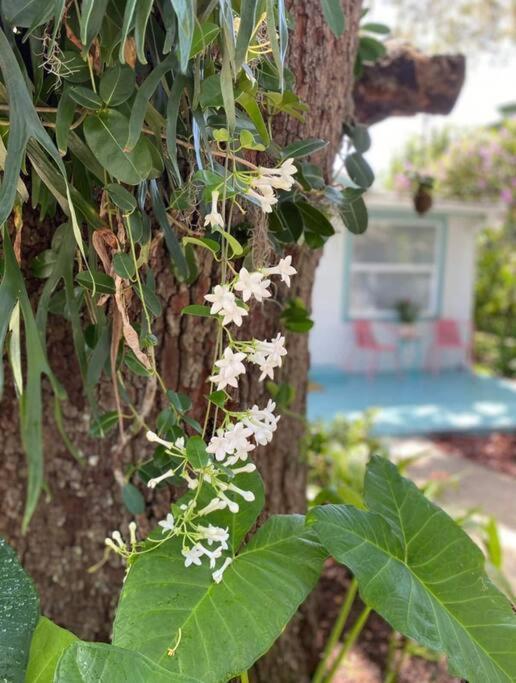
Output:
[347, 220, 443, 318]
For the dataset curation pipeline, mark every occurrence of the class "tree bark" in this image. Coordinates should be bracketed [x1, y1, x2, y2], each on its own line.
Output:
[354, 41, 466, 125]
[0, 0, 362, 679]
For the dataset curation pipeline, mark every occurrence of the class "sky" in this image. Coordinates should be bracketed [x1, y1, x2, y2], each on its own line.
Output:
[360, 4, 516, 183]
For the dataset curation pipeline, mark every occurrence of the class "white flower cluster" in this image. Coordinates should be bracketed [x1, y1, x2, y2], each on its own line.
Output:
[207, 400, 279, 464]
[247, 158, 297, 213]
[106, 171, 298, 585]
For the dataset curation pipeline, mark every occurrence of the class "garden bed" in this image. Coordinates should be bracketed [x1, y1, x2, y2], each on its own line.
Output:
[430, 431, 516, 477]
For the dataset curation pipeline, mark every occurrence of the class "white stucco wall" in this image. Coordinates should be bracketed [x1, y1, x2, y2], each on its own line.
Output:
[309, 195, 500, 373]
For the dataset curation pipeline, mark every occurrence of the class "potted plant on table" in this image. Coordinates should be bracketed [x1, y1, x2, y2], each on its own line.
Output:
[395, 299, 420, 338]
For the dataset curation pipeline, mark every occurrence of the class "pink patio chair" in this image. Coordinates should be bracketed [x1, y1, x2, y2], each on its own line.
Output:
[347, 320, 397, 379]
[427, 319, 472, 373]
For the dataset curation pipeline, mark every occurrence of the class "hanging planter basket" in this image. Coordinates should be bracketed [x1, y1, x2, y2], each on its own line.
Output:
[413, 184, 434, 215]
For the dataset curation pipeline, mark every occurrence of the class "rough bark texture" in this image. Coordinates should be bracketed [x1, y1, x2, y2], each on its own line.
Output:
[354, 40, 466, 125]
[0, 1, 362, 680]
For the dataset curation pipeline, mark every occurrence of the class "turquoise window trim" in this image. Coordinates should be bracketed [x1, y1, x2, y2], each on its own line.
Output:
[341, 209, 448, 322]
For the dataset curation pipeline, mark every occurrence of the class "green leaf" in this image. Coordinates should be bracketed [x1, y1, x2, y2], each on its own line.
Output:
[220, 47, 236, 131]
[181, 304, 212, 317]
[106, 183, 137, 213]
[2, 0, 53, 28]
[182, 236, 220, 256]
[281, 138, 328, 159]
[339, 193, 368, 234]
[358, 35, 387, 63]
[0, 29, 70, 228]
[56, 89, 76, 155]
[113, 252, 136, 279]
[83, 110, 152, 185]
[79, 0, 109, 48]
[201, 470, 265, 552]
[269, 202, 303, 243]
[134, 0, 154, 64]
[118, 0, 138, 63]
[76, 271, 116, 295]
[99, 64, 136, 106]
[190, 22, 219, 58]
[68, 86, 103, 110]
[237, 91, 270, 145]
[166, 74, 187, 182]
[347, 123, 371, 153]
[89, 411, 119, 438]
[149, 180, 189, 280]
[1, 228, 63, 529]
[185, 435, 209, 468]
[127, 54, 174, 150]
[361, 22, 390, 35]
[112, 515, 326, 682]
[320, 0, 346, 37]
[25, 617, 77, 683]
[235, 0, 260, 70]
[54, 642, 200, 683]
[297, 201, 335, 237]
[171, 0, 195, 73]
[0, 537, 39, 683]
[345, 151, 375, 188]
[309, 456, 516, 683]
[122, 483, 146, 515]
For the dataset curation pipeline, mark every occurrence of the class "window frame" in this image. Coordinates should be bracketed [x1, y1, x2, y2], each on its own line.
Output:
[344, 215, 447, 321]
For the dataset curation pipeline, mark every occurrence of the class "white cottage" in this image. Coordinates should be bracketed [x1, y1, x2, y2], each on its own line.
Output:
[310, 192, 501, 374]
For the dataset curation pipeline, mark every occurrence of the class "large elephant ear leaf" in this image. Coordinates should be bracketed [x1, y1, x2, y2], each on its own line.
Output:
[112, 515, 326, 683]
[308, 456, 516, 683]
[25, 617, 77, 683]
[54, 642, 202, 682]
[0, 537, 40, 683]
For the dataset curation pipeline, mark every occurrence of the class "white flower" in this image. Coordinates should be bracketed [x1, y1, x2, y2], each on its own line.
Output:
[224, 422, 255, 454]
[205, 284, 236, 316]
[147, 468, 174, 489]
[182, 544, 204, 568]
[246, 186, 278, 213]
[204, 190, 224, 228]
[245, 400, 280, 445]
[231, 463, 257, 475]
[197, 524, 229, 548]
[213, 557, 233, 583]
[249, 334, 287, 381]
[263, 255, 297, 287]
[220, 481, 255, 502]
[145, 431, 173, 449]
[234, 268, 272, 303]
[111, 530, 125, 549]
[222, 302, 248, 327]
[128, 521, 137, 547]
[256, 159, 297, 191]
[205, 285, 249, 326]
[209, 347, 247, 391]
[158, 513, 175, 534]
[206, 430, 231, 461]
[198, 497, 226, 516]
[218, 491, 239, 513]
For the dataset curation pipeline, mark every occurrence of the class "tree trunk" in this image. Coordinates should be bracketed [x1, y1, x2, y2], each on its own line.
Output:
[0, 0, 362, 678]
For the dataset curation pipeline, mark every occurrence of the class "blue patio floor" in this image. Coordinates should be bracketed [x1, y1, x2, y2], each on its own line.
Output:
[307, 367, 516, 436]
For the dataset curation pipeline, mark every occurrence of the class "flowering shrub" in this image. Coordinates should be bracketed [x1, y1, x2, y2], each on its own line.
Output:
[0, 2, 515, 683]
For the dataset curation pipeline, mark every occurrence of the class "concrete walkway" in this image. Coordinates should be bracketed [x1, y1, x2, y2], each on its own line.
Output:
[387, 438, 516, 591]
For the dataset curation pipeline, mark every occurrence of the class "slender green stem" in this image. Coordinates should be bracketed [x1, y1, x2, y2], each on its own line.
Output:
[383, 630, 400, 683]
[312, 578, 359, 683]
[324, 605, 372, 683]
[240, 671, 250, 683]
